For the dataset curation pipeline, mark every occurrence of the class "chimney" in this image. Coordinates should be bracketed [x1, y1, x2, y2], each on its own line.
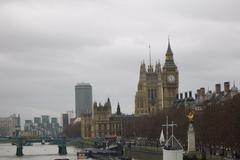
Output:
[195, 94, 197, 99]
[189, 91, 192, 98]
[176, 93, 179, 100]
[197, 89, 201, 98]
[215, 84, 221, 94]
[200, 88, 205, 97]
[185, 92, 188, 99]
[180, 93, 183, 99]
[224, 82, 230, 93]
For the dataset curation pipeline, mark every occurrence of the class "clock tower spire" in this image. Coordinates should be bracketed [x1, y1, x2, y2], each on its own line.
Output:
[162, 38, 179, 109]
[163, 38, 177, 69]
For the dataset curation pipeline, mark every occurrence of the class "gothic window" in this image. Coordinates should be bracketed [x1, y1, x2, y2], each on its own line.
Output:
[148, 89, 151, 99]
[99, 124, 101, 130]
[140, 98, 143, 108]
[154, 89, 157, 98]
[151, 89, 154, 99]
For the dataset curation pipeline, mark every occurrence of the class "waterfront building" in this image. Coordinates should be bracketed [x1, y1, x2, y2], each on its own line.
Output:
[51, 117, 58, 124]
[42, 115, 50, 128]
[67, 110, 75, 124]
[75, 83, 92, 117]
[61, 113, 69, 129]
[24, 120, 33, 132]
[109, 105, 136, 137]
[135, 41, 179, 115]
[80, 113, 93, 138]
[80, 98, 136, 138]
[0, 114, 20, 136]
[23, 116, 61, 137]
[175, 81, 240, 112]
[92, 98, 112, 137]
[34, 117, 41, 126]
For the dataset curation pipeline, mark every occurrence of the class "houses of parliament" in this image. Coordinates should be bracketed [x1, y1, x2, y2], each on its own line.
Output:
[135, 40, 179, 114]
[79, 40, 179, 138]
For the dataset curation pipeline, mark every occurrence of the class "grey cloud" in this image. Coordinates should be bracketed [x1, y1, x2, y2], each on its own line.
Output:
[0, 0, 240, 121]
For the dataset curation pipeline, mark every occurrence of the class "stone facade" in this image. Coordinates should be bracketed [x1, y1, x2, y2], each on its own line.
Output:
[135, 41, 179, 115]
[175, 82, 239, 112]
[92, 98, 112, 137]
[80, 114, 93, 138]
[0, 114, 20, 136]
[80, 98, 136, 138]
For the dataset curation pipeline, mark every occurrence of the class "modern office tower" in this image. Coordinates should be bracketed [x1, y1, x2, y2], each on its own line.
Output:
[75, 83, 92, 117]
[34, 117, 41, 125]
[42, 115, 50, 128]
[51, 117, 58, 124]
[61, 114, 69, 129]
[51, 117, 59, 136]
[24, 120, 33, 132]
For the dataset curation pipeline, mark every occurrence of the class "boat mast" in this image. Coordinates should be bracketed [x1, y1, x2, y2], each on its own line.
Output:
[162, 116, 169, 146]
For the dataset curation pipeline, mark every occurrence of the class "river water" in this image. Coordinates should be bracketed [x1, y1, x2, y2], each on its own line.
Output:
[0, 143, 162, 160]
[0, 143, 78, 160]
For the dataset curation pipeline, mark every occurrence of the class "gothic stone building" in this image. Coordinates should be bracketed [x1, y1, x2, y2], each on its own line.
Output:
[135, 41, 179, 115]
[80, 98, 136, 138]
[92, 99, 112, 137]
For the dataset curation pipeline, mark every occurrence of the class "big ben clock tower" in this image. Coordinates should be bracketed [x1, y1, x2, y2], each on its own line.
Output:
[135, 39, 179, 115]
[162, 39, 179, 108]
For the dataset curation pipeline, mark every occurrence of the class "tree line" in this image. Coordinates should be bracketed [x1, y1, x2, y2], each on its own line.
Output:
[133, 94, 240, 150]
[62, 94, 240, 150]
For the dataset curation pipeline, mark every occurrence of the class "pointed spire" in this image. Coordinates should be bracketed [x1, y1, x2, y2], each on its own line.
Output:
[149, 44, 152, 66]
[148, 44, 154, 72]
[167, 36, 173, 55]
[163, 37, 177, 69]
[117, 102, 121, 115]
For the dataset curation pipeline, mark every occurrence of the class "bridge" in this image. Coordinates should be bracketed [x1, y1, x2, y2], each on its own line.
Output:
[0, 136, 68, 156]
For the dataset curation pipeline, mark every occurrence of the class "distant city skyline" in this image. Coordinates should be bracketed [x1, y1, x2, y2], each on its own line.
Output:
[0, 0, 240, 121]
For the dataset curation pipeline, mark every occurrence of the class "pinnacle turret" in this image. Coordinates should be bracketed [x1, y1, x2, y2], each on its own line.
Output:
[155, 60, 161, 74]
[117, 102, 121, 115]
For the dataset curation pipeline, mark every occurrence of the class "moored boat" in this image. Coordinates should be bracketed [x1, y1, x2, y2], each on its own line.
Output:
[77, 150, 89, 159]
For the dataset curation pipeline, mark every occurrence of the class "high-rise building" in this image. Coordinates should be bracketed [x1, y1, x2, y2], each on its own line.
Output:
[67, 110, 74, 124]
[0, 114, 20, 136]
[42, 115, 50, 128]
[51, 117, 58, 124]
[24, 120, 33, 132]
[61, 114, 69, 129]
[34, 117, 41, 125]
[23, 116, 61, 137]
[75, 83, 92, 117]
[135, 40, 179, 115]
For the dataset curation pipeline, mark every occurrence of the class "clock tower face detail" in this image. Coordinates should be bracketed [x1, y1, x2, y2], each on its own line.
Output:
[167, 75, 175, 83]
[135, 40, 179, 115]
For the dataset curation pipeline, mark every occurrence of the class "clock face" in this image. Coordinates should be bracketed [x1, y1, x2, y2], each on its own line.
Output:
[167, 75, 175, 83]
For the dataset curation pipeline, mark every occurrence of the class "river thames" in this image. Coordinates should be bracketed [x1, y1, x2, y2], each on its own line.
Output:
[0, 143, 77, 160]
[0, 143, 162, 160]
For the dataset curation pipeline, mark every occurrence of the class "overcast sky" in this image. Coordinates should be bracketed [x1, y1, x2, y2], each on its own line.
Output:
[0, 0, 240, 122]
